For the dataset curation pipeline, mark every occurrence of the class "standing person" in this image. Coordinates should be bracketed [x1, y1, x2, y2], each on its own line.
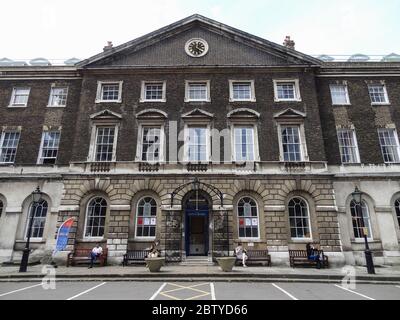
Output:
[235, 242, 248, 267]
[89, 243, 103, 268]
[306, 243, 321, 269]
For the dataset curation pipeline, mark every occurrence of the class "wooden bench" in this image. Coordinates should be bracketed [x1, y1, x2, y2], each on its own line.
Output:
[67, 248, 108, 267]
[122, 250, 151, 266]
[235, 249, 271, 266]
[289, 250, 329, 268]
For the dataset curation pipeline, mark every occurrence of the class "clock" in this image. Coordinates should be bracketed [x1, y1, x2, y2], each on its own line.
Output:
[185, 38, 209, 57]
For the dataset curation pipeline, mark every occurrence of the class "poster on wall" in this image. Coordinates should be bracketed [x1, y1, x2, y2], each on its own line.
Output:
[150, 218, 156, 225]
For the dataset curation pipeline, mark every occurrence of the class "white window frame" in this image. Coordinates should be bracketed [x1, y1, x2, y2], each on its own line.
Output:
[231, 124, 260, 162]
[9, 87, 30, 107]
[140, 81, 166, 102]
[47, 85, 68, 107]
[277, 123, 308, 162]
[273, 79, 301, 102]
[0, 130, 21, 164]
[183, 124, 211, 163]
[288, 196, 313, 241]
[24, 200, 48, 241]
[37, 130, 61, 164]
[337, 129, 360, 164]
[134, 196, 157, 240]
[378, 128, 400, 163]
[229, 80, 256, 102]
[87, 125, 119, 162]
[136, 124, 165, 163]
[330, 84, 350, 105]
[237, 196, 261, 241]
[350, 200, 373, 241]
[83, 197, 107, 240]
[368, 83, 390, 105]
[184, 80, 211, 102]
[95, 81, 123, 103]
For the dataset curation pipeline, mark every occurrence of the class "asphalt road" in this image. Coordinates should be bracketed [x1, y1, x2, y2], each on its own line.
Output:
[0, 281, 400, 300]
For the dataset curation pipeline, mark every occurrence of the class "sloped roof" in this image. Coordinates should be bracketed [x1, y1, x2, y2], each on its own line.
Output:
[77, 14, 321, 68]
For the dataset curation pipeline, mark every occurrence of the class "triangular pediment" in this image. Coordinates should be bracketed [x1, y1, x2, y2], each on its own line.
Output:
[78, 15, 320, 68]
[182, 108, 214, 119]
[273, 108, 306, 119]
[90, 109, 122, 120]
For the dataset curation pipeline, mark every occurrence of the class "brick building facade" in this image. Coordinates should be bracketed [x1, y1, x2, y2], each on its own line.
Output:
[0, 15, 399, 266]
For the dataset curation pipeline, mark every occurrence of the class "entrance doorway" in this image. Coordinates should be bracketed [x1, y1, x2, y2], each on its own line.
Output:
[184, 192, 209, 256]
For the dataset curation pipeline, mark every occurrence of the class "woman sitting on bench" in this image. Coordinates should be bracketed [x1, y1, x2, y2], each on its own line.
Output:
[306, 243, 321, 269]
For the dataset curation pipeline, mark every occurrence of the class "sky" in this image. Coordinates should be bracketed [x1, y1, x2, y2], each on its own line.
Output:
[0, 0, 399, 61]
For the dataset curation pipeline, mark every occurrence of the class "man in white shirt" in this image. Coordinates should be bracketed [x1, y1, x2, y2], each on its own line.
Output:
[235, 242, 248, 267]
[89, 244, 103, 268]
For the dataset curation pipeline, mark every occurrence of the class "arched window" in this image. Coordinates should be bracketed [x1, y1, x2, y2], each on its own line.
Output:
[85, 197, 107, 238]
[135, 197, 157, 238]
[395, 199, 400, 228]
[289, 197, 311, 239]
[350, 200, 372, 238]
[25, 199, 48, 238]
[237, 197, 259, 238]
[0, 200, 3, 218]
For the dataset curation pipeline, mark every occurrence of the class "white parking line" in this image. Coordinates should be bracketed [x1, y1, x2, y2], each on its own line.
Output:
[149, 282, 167, 300]
[271, 283, 298, 300]
[0, 283, 42, 297]
[334, 284, 375, 300]
[210, 283, 216, 300]
[66, 282, 107, 300]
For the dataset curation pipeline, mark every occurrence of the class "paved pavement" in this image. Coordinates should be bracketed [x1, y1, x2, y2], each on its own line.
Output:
[0, 280, 399, 300]
[1, 264, 400, 283]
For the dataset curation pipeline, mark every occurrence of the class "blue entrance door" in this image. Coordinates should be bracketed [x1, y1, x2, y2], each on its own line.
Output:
[185, 207, 209, 256]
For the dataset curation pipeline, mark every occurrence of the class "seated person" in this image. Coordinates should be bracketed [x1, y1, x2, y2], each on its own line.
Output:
[306, 243, 321, 269]
[235, 242, 248, 267]
[89, 243, 103, 269]
[147, 240, 161, 258]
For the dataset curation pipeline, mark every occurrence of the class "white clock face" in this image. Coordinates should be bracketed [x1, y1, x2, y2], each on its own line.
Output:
[185, 38, 209, 57]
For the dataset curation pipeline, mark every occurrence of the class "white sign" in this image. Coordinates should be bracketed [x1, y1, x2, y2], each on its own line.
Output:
[252, 218, 258, 226]
[144, 218, 150, 225]
[150, 218, 156, 225]
[245, 218, 251, 226]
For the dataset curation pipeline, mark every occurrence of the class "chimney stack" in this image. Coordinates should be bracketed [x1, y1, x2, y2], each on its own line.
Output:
[103, 41, 113, 52]
[283, 36, 295, 50]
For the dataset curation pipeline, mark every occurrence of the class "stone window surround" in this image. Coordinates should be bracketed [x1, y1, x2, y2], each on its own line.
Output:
[228, 80, 256, 102]
[77, 192, 111, 242]
[377, 126, 400, 164]
[0, 126, 22, 164]
[129, 190, 161, 242]
[15, 192, 53, 243]
[133, 196, 157, 241]
[273, 79, 301, 102]
[390, 192, 400, 241]
[286, 192, 319, 244]
[183, 120, 212, 163]
[8, 87, 31, 107]
[329, 81, 351, 105]
[140, 80, 167, 103]
[366, 80, 390, 106]
[229, 119, 260, 162]
[336, 125, 361, 164]
[135, 120, 166, 163]
[37, 126, 62, 165]
[232, 191, 265, 243]
[87, 120, 120, 163]
[0, 194, 6, 222]
[95, 81, 123, 103]
[236, 196, 261, 241]
[184, 80, 211, 102]
[276, 119, 309, 162]
[47, 84, 69, 107]
[345, 192, 380, 244]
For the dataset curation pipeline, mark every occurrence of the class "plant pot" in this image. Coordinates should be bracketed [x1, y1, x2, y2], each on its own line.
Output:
[216, 257, 236, 272]
[145, 257, 165, 272]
